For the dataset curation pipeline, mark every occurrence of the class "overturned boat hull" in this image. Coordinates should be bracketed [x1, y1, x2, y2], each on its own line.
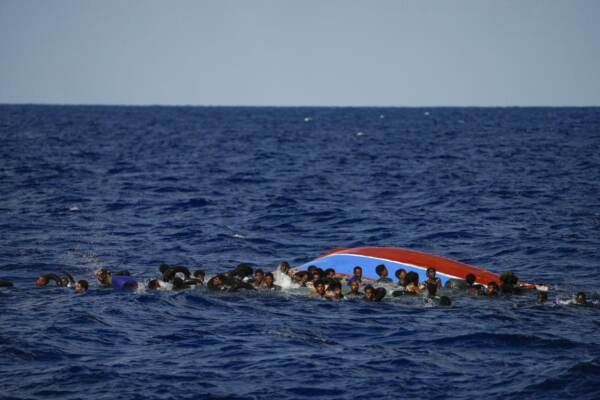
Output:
[296, 247, 500, 286]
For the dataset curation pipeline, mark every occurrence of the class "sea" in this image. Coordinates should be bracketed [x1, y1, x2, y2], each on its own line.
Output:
[1, 105, 599, 400]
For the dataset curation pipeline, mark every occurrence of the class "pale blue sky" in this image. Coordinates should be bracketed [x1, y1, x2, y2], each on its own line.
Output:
[1, 0, 599, 106]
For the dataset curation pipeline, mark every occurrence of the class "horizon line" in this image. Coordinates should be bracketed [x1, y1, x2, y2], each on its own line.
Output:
[1, 102, 599, 108]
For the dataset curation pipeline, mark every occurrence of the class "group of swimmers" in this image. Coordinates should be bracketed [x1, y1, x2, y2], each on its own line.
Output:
[0, 261, 592, 306]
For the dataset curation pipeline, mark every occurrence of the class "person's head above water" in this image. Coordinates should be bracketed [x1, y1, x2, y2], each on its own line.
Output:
[349, 280, 360, 294]
[74, 280, 88, 293]
[264, 272, 275, 287]
[395, 268, 407, 281]
[277, 261, 290, 274]
[95, 268, 112, 287]
[426, 268, 437, 280]
[193, 270, 205, 282]
[375, 264, 388, 278]
[465, 273, 476, 286]
[406, 271, 419, 286]
[254, 269, 264, 281]
[575, 292, 587, 305]
[314, 279, 327, 296]
[487, 282, 499, 296]
[36, 276, 48, 286]
[363, 285, 375, 301]
[324, 268, 336, 279]
[307, 265, 317, 275]
[353, 266, 362, 279]
[147, 279, 160, 290]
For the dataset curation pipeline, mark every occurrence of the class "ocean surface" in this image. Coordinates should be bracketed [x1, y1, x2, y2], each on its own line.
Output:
[1, 105, 599, 400]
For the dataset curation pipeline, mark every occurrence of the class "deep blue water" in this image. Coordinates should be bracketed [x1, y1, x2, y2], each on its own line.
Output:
[1, 105, 600, 400]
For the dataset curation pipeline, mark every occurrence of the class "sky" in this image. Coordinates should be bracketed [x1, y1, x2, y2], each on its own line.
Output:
[1, 0, 599, 106]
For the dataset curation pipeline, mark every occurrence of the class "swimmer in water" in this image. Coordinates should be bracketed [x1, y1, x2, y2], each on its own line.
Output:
[422, 268, 442, 290]
[261, 272, 281, 291]
[363, 285, 375, 301]
[465, 273, 484, 295]
[189, 269, 205, 286]
[324, 268, 336, 280]
[346, 280, 363, 297]
[74, 280, 88, 293]
[250, 269, 265, 289]
[575, 292, 587, 305]
[326, 281, 344, 300]
[348, 266, 363, 285]
[537, 290, 548, 304]
[313, 279, 327, 298]
[277, 261, 290, 275]
[500, 271, 520, 294]
[375, 264, 393, 284]
[36, 273, 70, 287]
[162, 266, 191, 282]
[95, 268, 138, 290]
[404, 272, 421, 295]
[486, 282, 499, 297]
[294, 271, 309, 287]
[395, 269, 408, 287]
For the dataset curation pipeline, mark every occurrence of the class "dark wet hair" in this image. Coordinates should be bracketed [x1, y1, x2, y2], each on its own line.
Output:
[406, 271, 419, 285]
[395, 268, 406, 279]
[375, 264, 387, 276]
[374, 287, 387, 302]
[159, 263, 170, 274]
[232, 263, 254, 279]
[295, 271, 308, 278]
[439, 296, 452, 306]
[254, 269, 264, 276]
[324, 268, 335, 276]
[427, 283, 438, 297]
[193, 270, 205, 279]
[172, 277, 187, 291]
[328, 281, 341, 291]
[353, 266, 362, 273]
[265, 272, 274, 279]
[500, 271, 518, 286]
[465, 273, 476, 285]
[575, 292, 587, 304]
[307, 265, 317, 273]
[314, 279, 328, 288]
[76, 280, 88, 291]
[147, 279, 160, 290]
[163, 266, 191, 282]
[312, 269, 324, 279]
[364, 284, 374, 292]
[426, 267, 436, 275]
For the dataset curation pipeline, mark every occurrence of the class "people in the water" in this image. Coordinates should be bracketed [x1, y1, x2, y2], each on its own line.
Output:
[261, 272, 281, 291]
[486, 282, 499, 297]
[96, 268, 138, 290]
[404, 271, 421, 295]
[326, 281, 344, 300]
[36, 273, 73, 287]
[375, 264, 392, 283]
[422, 268, 442, 290]
[575, 292, 587, 305]
[74, 280, 89, 293]
[395, 269, 408, 287]
[465, 273, 484, 295]
[346, 280, 363, 297]
[250, 269, 265, 289]
[348, 266, 363, 285]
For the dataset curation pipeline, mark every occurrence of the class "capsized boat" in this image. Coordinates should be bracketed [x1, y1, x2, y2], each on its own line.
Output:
[295, 247, 501, 286]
